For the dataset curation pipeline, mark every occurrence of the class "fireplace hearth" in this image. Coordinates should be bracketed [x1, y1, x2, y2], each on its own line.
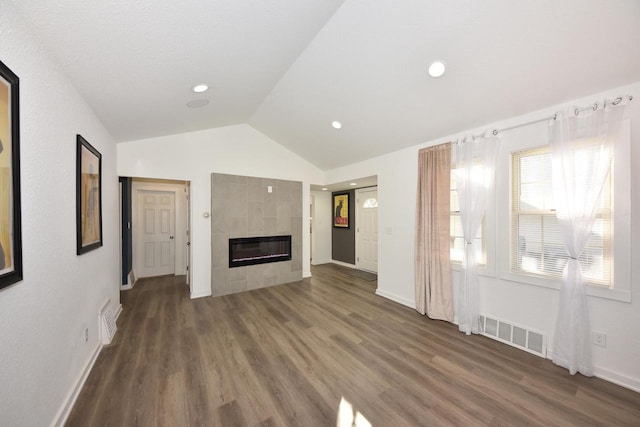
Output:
[229, 235, 292, 268]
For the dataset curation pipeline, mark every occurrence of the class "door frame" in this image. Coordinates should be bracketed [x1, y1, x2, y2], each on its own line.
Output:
[131, 179, 190, 284]
[355, 186, 378, 273]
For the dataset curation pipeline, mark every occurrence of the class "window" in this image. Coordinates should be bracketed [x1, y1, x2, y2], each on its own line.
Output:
[450, 169, 485, 265]
[362, 198, 378, 208]
[511, 146, 612, 287]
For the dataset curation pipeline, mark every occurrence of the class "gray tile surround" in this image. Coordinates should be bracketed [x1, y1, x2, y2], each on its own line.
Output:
[211, 173, 303, 297]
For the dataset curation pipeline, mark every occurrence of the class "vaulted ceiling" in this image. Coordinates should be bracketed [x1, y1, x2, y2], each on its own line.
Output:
[11, 0, 640, 170]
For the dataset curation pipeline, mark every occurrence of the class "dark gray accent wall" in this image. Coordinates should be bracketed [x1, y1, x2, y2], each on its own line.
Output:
[331, 189, 355, 264]
[211, 173, 303, 296]
[119, 177, 133, 285]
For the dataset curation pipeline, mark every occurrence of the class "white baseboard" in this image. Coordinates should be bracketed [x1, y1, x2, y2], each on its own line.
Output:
[120, 271, 137, 291]
[375, 289, 415, 309]
[373, 292, 640, 392]
[114, 303, 123, 321]
[53, 302, 123, 426]
[545, 344, 639, 392]
[191, 290, 212, 299]
[593, 366, 640, 393]
[311, 259, 332, 265]
[331, 260, 356, 269]
[303, 270, 312, 278]
[376, 289, 640, 393]
[52, 341, 102, 427]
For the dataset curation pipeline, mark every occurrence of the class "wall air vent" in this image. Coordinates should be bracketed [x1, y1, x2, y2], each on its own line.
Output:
[99, 299, 117, 345]
[479, 314, 546, 358]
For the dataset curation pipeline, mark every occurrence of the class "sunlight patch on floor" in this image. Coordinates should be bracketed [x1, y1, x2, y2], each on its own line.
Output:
[337, 397, 371, 427]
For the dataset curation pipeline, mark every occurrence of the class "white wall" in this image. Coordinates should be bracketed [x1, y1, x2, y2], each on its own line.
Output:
[117, 124, 325, 298]
[325, 81, 640, 391]
[311, 190, 332, 264]
[0, 2, 120, 425]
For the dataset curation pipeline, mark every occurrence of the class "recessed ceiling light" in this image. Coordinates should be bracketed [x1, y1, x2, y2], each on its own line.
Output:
[349, 182, 357, 186]
[428, 61, 446, 78]
[321, 187, 328, 191]
[332, 121, 342, 129]
[192, 84, 208, 93]
[186, 99, 209, 108]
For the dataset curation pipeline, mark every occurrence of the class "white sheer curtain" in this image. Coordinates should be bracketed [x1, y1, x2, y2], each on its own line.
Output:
[453, 134, 499, 335]
[550, 101, 626, 376]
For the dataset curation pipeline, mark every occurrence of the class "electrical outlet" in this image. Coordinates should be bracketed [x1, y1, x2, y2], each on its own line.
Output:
[592, 330, 607, 348]
[84, 327, 89, 343]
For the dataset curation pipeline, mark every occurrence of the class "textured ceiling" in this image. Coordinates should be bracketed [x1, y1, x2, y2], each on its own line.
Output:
[10, 0, 640, 170]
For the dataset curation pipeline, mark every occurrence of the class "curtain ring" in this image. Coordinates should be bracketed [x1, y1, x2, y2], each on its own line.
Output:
[574, 108, 579, 116]
[612, 97, 622, 106]
[492, 129, 499, 136]
[592, 103, 598, 111]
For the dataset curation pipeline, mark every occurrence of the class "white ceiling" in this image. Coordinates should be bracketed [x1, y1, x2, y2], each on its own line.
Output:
[11, 0, 640, 170]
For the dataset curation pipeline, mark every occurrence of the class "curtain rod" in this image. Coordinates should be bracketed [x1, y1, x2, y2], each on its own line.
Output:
[491, 115, 555, 136]
[459, 95, 633, 141]
[572, 94, 633, 116]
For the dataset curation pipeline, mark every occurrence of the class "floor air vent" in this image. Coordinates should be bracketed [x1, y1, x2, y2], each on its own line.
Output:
[99, 299, 117, 345]
[479, 314, 546, 358]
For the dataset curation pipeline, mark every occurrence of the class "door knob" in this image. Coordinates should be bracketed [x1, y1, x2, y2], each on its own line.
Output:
[169, 235, 174, 239]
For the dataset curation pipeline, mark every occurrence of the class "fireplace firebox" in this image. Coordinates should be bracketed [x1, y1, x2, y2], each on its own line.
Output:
[229, 235, 292, 268]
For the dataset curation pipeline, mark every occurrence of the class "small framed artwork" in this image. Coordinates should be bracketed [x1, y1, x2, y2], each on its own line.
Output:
[0, 59, 23, 290]
[76, 134, 102, 254]
[333, 192, 349, 228]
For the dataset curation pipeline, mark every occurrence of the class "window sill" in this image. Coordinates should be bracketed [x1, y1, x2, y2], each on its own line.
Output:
[451, 262, 495, 278]
[498, 270, 631, 303]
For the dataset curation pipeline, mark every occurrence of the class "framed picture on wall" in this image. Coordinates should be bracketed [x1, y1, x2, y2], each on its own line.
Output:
[333, 192, 349, 228]
[76, 134, 103, 254]
[0, 59, 23, 290]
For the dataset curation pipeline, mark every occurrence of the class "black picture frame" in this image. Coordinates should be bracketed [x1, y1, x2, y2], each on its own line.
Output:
[76, 134, 102, 254]
[0, 59, 23, 290]
[333, 192, 350, 228]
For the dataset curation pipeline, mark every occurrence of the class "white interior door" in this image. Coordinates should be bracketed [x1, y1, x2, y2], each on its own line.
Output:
[136, 190, 175, 277]
[356, 188, 378, 273]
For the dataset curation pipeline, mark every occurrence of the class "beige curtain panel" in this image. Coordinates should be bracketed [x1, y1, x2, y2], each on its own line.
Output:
[415, 143, 454, 321]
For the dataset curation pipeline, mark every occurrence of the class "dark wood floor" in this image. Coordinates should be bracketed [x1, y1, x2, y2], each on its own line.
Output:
[67, 263, 640, 426]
